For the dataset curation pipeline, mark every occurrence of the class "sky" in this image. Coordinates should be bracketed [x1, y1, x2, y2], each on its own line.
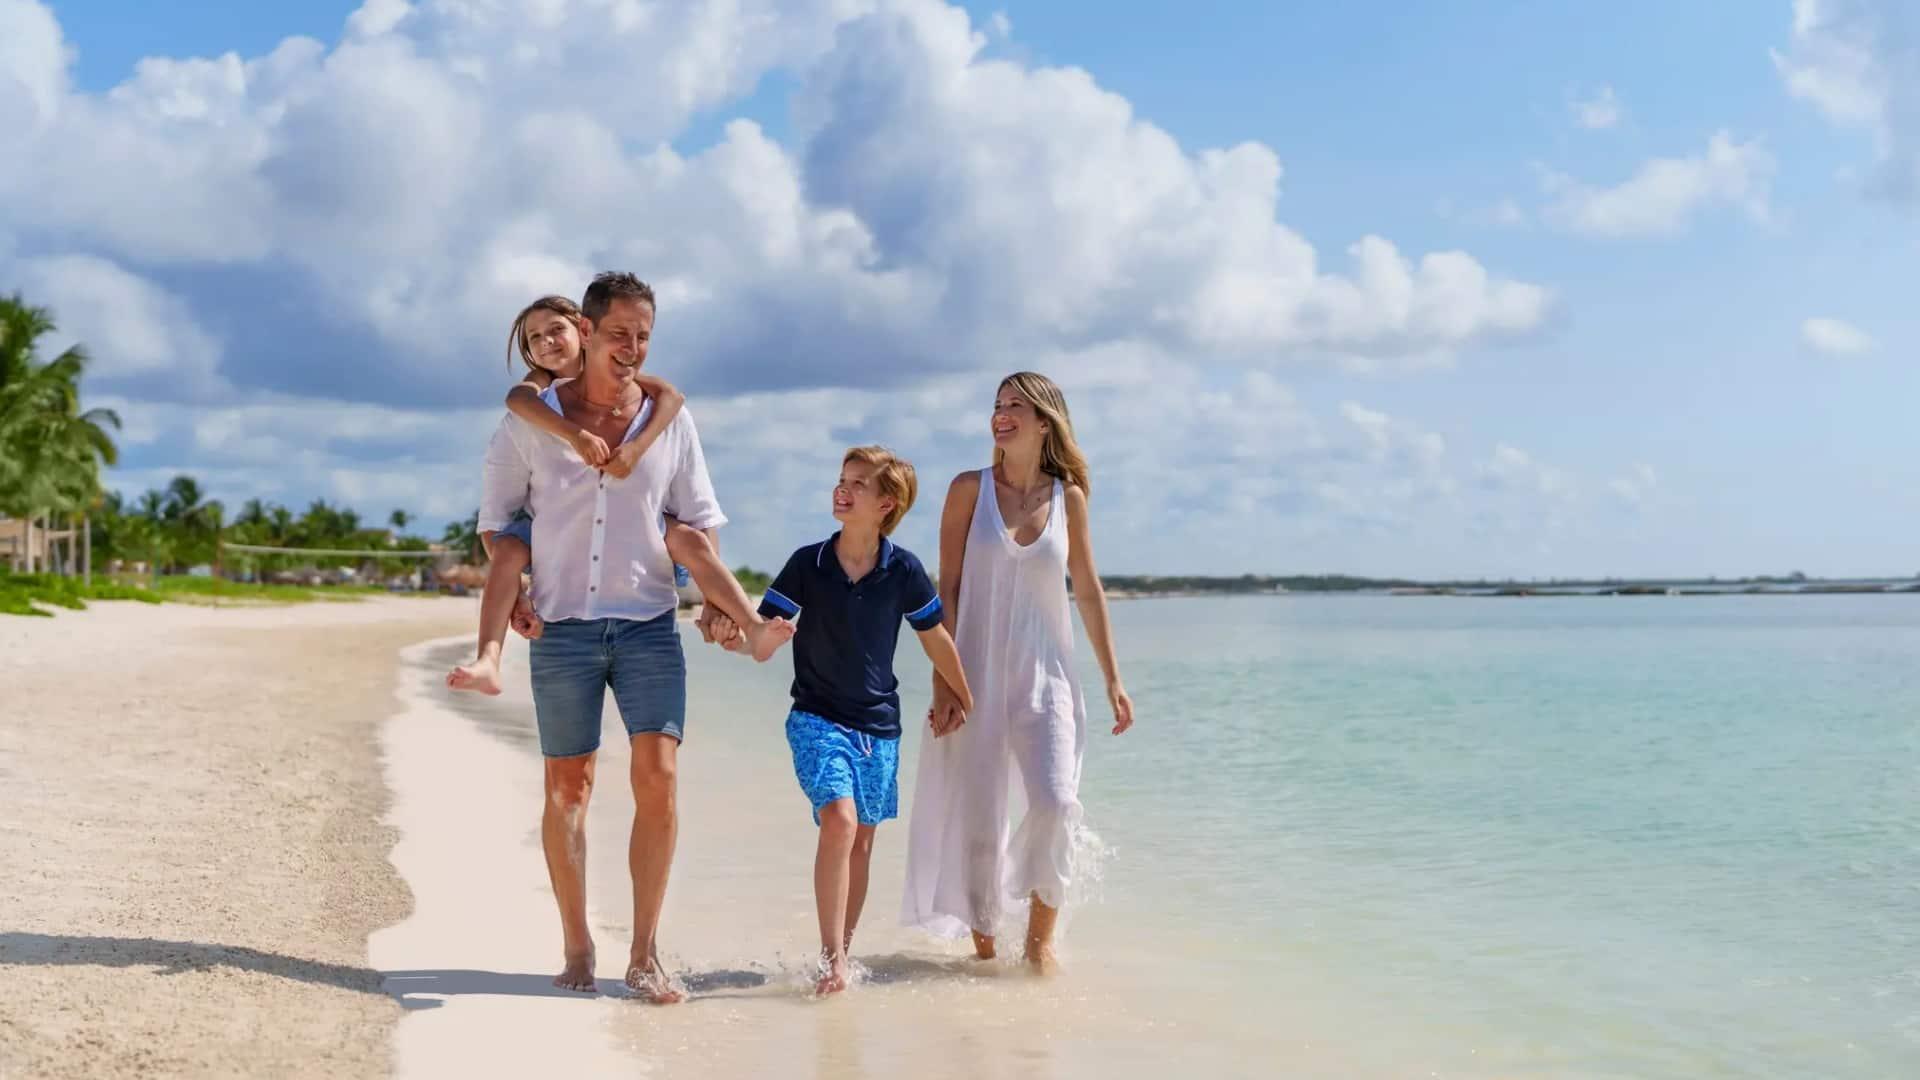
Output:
[1, 0, 1915, 579]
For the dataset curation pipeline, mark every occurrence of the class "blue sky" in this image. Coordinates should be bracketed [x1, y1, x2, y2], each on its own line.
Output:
[3, 0, 1915, 578]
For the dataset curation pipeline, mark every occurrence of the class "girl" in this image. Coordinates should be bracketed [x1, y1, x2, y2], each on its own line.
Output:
[447, 295, 788, 695]
[902, 372, 1134, 972]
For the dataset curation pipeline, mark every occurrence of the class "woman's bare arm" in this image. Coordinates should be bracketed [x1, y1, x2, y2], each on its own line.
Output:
[1064, 484, 1134, 735]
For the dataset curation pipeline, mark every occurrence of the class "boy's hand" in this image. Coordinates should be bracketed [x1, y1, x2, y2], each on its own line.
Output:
[926, 684, 966, 736]
[601, 441, 641, 480]
[568, 429, 612, 467]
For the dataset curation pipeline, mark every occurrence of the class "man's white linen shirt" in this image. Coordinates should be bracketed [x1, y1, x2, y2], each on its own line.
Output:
[477, 383, 726, 623]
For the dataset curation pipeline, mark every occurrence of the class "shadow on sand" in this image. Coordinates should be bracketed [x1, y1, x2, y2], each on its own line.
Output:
[0, 932, 386, 993]
[2, 932, 1007, 1011]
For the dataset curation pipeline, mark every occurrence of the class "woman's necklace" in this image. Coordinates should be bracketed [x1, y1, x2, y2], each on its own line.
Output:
[997, 464, 1051, 510]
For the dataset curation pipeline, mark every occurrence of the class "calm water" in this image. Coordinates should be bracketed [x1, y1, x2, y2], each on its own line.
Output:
[447, 594, 1920, 1077]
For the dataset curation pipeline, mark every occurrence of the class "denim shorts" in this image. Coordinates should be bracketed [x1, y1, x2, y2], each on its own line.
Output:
[786, 709, 899, 826]
[529, 612, 686, 757]
[492, 513, 534, 553]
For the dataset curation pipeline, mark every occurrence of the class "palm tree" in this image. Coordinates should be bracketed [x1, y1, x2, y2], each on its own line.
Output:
[159, 474, 223, 572]
[0, 294, 120, 574]
[443, 512, 481, 563]
[389, 509, 413, 534]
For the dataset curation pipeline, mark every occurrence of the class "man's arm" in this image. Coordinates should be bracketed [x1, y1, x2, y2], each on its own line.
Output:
[661, 410, 732, 642]
[477, 415, 533, 537]
[477, 416, 541, 637]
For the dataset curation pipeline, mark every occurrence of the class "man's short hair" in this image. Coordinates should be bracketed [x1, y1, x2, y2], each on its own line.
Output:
[844, 445, 918, 536]
[581, 271, 657, 324]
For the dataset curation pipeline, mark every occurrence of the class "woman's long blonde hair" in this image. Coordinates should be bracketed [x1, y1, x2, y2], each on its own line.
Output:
[994, 372, 1090, 494]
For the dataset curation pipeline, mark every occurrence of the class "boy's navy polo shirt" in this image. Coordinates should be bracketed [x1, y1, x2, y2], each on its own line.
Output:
[757, 533, 944, 739]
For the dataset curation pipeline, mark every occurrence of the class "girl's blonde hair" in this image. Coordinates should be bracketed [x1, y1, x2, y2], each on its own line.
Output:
[843, 445, 918, 535]
[995, 372, 1090, 494]
[506, 295, 584, 373]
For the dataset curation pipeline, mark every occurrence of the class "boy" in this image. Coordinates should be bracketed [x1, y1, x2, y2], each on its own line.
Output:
[720, 446, 973, 995]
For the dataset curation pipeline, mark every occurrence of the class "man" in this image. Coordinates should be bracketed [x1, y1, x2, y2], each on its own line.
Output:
[477, 271, 726, 1002]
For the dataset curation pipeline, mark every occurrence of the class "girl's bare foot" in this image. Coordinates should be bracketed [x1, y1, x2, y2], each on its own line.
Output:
[554, 948, 596, 992]
[971, 930, 996, 960]
[814, 950, 850, 996]
[625, 954, 687, 1004]
[746, 616, 796, 662]
[446, 656, 503, 695]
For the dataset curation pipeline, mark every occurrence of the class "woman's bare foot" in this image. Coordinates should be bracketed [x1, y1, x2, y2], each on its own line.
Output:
[971, 930, 996, 960]
[746, 616, 796, 662]
[554, 948, 597, 992]
[625, 954, 687, 1004]
[814, 950, 850, 996]
[446, 655, 503, 695]
[1024, 943, 1062, 975]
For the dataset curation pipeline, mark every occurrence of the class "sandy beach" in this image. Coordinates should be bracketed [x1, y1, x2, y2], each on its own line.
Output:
[2, 596, 1285, 1079]
[0, 597, 472, 1079]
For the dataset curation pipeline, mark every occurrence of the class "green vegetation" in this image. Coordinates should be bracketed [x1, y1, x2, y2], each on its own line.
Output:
[0, 293, 120, 545]
[0, 571, 164, 617]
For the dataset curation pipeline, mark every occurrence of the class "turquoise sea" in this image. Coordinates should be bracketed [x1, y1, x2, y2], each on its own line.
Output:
[444, 593, 1920, 1077]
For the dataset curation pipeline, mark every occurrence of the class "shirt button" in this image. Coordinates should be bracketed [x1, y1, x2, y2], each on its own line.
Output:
[596, 518, 603, 525]
[592, 555, 599, 561]
[590, 586, 597, 592]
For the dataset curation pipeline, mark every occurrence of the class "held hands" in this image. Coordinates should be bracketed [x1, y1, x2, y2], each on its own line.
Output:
[926, 681, 967, 737]
[700, 609, 749, 652]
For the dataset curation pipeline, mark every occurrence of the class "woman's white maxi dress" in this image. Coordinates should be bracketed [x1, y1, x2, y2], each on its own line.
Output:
[903, 468, 1088, 938]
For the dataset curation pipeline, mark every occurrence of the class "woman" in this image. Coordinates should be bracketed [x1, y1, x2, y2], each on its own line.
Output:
[903, 372, 1135, 971]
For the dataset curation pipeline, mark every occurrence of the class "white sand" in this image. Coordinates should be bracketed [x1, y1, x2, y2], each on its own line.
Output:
[370, 636, 631, 1076]
[2, 597, 1294, 1078]
[0, 597, 472, 1078]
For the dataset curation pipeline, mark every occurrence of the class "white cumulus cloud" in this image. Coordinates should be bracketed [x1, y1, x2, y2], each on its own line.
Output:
[1801, 316, 1876, 354]
[1773, 0, 1918, 201]
[1572, 85, 1623, 130]
[1540, 131, 1774, 237]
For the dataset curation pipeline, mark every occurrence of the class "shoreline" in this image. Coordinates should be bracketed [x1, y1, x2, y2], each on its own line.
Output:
[370, 635, 631, 1076]
[0, 597, 472, 1078]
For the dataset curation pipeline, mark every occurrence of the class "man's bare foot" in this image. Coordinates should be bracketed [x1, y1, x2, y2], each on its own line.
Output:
[625, 955, 687, 1004]
[446, 656, 503, 696]
[971, 930, 996, 960]
[1025, 944, 1062, 975]
[554, 949, 597, 992]
[814, 951, 850, 996]
[746, 617, 796, 663]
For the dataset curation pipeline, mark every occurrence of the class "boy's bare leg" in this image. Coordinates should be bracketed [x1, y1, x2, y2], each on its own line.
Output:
[813, 799, 858, 995]
[447, 537, 529, 695]
[543, 753, 598, 991]
[663, 523, 794, 662]
[843, 824, 877, 955]
[1024, 892, 1061, 974]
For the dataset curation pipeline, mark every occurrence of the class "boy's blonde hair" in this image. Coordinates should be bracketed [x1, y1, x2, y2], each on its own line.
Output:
[844, 445, 917, 536]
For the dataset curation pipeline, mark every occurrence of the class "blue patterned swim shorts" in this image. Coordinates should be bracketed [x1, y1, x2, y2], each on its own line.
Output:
[785, 709, 899, 826]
